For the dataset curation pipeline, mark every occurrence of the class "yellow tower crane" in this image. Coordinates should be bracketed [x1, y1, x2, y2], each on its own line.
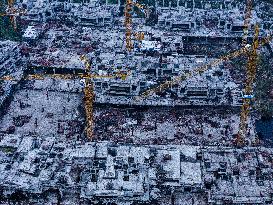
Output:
[124, 0, 147, 51]
[125, 0, 133, 51]
[79, 55, 95, 140]
[0, 0, 26, 30]
[0, 56, 129, 140]
[235, 24, 260, 146]
[241, 0, 254, 47]
[135, 46, 250, 100]
[133, 33, 271, 102]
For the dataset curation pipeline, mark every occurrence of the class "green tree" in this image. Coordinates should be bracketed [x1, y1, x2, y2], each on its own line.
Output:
[254, 54, 273, 119]
[0, 0, 21, 41]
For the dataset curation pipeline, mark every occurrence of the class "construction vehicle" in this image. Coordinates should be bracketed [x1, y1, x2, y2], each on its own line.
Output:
[235, 24, 260, 147]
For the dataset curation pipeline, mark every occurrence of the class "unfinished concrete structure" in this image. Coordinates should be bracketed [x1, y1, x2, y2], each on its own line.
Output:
[1, 138, 273, 204]
[0, 0, 273, 204]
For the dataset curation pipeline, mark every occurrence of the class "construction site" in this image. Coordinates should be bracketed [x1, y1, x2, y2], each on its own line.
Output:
[0, 0, 273, 204]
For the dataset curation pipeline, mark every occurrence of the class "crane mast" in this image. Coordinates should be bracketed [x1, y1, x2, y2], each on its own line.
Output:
[80, 55, 95, 140]
[124, 0, 147, 51]
[236, 25, 260, 146]
[83, 80, 94, 140]
[7, 0, 16, 30]
[125, 0, 133, 51]
[241, 0, 253, 47]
